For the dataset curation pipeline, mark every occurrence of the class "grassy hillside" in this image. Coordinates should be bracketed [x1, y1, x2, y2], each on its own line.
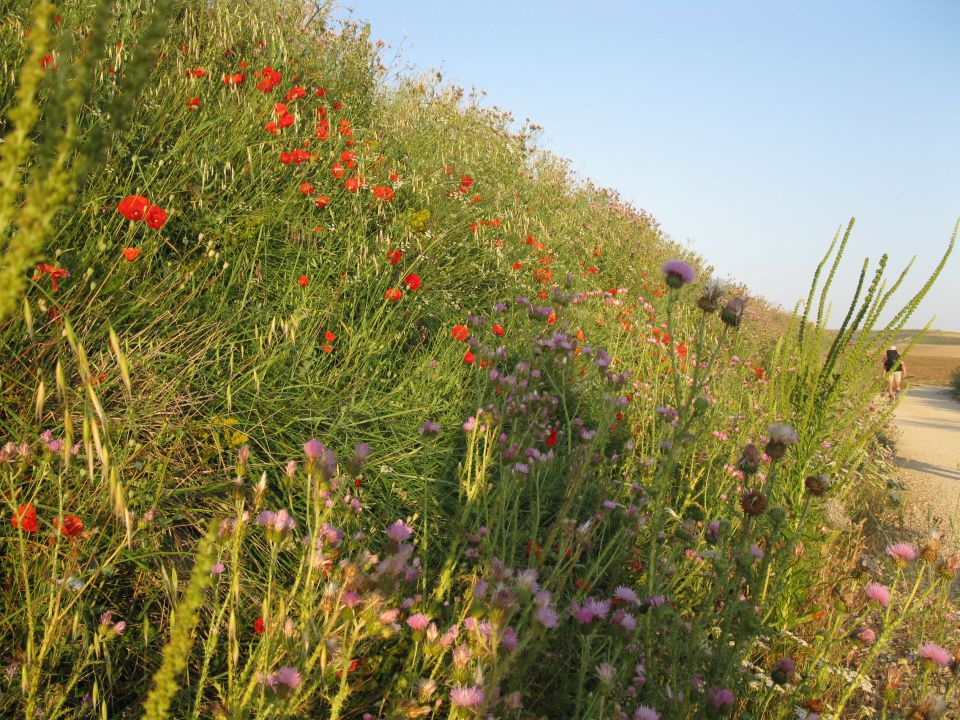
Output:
[1, 1, 957, 719]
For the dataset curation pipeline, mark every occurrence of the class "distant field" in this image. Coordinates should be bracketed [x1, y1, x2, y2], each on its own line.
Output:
[824, 329, 960, 385]
[901, 344, 960, 386]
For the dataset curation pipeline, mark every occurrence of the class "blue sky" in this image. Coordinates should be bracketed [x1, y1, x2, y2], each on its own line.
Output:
[337, 1, 959, 331]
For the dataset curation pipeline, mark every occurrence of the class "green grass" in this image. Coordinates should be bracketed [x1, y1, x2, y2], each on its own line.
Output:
[1, 1, 958, 718]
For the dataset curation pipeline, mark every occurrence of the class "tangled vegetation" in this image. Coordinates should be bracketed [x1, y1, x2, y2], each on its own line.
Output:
[1, 1, 957, 718]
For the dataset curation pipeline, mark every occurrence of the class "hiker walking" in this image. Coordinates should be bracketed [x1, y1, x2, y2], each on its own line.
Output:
[882, 345, 907, 399]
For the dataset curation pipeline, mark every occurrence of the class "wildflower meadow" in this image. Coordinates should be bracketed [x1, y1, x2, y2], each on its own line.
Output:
[1, 1, 958, 718]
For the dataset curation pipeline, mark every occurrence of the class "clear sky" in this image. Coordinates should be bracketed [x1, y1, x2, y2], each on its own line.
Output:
[337, 1, 960, 331]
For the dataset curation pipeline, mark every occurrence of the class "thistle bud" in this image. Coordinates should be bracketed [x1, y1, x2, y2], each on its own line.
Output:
[740, 488, 768, 517]
[697, 278, 726, 313]
[804, 473, 831, 497]
[737, 443, 761, 475]
[720, 296, 747, 328]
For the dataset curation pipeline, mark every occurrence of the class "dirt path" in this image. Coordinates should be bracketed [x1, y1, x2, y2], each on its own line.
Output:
[892, 385, 960, 529]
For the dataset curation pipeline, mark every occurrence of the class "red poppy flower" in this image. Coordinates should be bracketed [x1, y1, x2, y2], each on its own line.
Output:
[187, 97, 200, 110]
[338, 119, 352, 137]
[298, 275, 309, 287]
[403, 273, 421, 291]
[547, 312, 557, 326]
[264, 121, 279, 135]
[11, 503, 38, 532]
[331, 163, 345, 179]
[333, 101, 344, 110]
[300, 182, 315, 195]
[145, 205, 168, 230]
[387, 248, 402, 265]
[278, 114, 294, 128]
[491, 322, 505, 336]
[459, 175, 473, 190]
[122, 247, 141, 262]
[452, 324, 469, 341]
[470, 194, 481, 203]
[34, 263, 70, 291]
[384, 288, 403, 302]
[118, 195, 150, 221]
[274, 102, 289, 116]
[372, 185, 394, 201]
[344, 177, 359, 192]
[187, 67, 206, 78]
[55, 514, 84, 537]
[512, 262, 522, 270]
[223, 73, 245, 85]
[545, 429, 558, 447]
[340, 150, 357, 166]
[254, 616, 265, 634]
[463, 350, 475, 365]
[315, 87, 327, 97]
[324, 330, 336, 342]
[40, 54, 55, 70]
[285, 87, 306, 102]
[315, 195, 330, 208]
[322, 344, 333, 353]
[470, 222, 478, 233]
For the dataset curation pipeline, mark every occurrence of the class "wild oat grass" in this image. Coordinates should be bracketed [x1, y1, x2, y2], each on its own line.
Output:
[1, 1, 958, 718]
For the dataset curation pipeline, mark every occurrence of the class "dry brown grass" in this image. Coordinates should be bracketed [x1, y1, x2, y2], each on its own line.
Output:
[902, 344, 960, 385]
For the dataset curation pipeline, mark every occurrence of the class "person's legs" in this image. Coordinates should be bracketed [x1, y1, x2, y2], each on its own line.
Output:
[887, 373, 895, 398]
[894, 370, 903, 395]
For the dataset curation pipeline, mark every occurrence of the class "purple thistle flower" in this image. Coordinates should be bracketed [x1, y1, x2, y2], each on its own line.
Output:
[536, 605, 559, 628]
[634, 707, 660, 720]
[663, 260, 696, 288]
[708, 686, 735, 709]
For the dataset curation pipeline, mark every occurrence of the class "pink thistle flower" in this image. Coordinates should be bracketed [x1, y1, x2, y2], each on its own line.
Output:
[406, 613, 430, 631]
[303, 439, 324, 459]
[449, 685, 484, 709]
[634, 707, 660, 720]
[865, 581, 891, 607]
[919, 642, 952, 667]
[613, 586, 639, 605]
[385, 519, 413, 543]
[378, 608, 400, 625]
[885, 543, 917, 564]
[275, 666, 302, 689]
[857, 627, 876, 644]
